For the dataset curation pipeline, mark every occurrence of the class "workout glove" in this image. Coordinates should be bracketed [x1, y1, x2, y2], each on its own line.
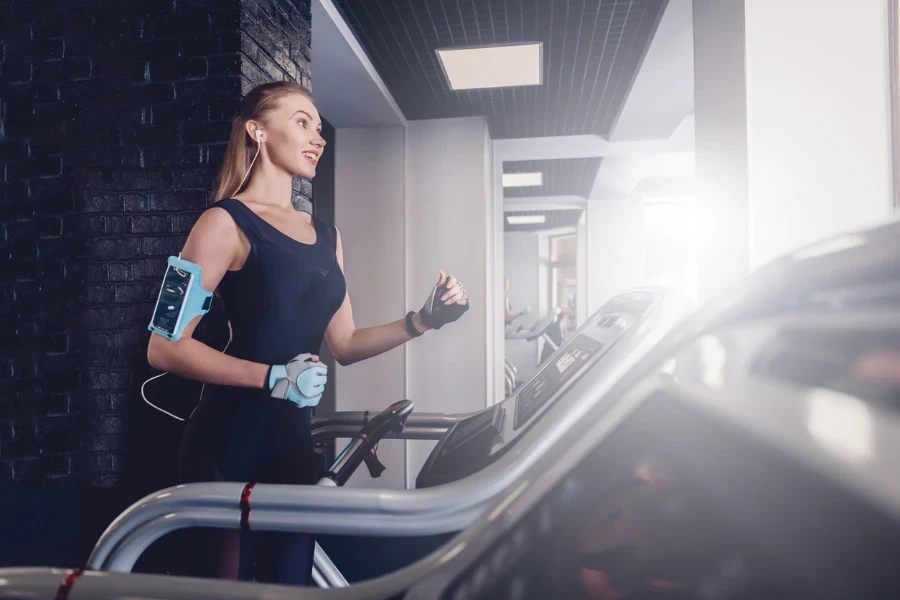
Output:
[268, 353, 327, 408]
[420, 283, 471, 330]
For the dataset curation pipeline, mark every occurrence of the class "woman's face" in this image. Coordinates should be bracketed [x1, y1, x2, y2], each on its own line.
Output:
[258, 93, 326, 180]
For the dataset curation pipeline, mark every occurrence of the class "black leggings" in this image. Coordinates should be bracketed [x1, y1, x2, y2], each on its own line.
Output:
[177, 386, 317, 585]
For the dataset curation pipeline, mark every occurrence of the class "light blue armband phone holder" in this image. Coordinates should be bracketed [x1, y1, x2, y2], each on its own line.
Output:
[148, 255, 214, 341]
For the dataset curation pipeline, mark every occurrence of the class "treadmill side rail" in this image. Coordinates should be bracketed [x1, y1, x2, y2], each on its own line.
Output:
[86, 291, 690, 575]
[311, 412, 467, 442]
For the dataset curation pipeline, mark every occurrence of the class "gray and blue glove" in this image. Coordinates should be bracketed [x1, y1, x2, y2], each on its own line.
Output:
[419, 271, 470, 331]
[521, 305, 532, 315]
[268, 353, 327, 408]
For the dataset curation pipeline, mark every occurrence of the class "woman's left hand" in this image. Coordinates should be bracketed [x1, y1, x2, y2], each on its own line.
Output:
[437, 270, 468, 305]
[419, 270, 470, 330]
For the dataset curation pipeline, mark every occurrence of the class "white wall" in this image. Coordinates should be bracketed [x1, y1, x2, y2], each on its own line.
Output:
[504, 232, 541, 376]
[743, 0, 894, 268]
[586, 200, 644, 314]
[576, 217, 588, 325]
[405, 117, 494, 483]
[333, 126, 407, 489]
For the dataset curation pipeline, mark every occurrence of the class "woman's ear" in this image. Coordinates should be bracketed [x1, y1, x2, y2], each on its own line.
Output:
[245, 121, 262, 143]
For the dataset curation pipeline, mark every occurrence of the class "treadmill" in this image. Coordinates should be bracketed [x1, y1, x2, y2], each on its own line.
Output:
[418, 304, 637, 489]
[2, 221, 896, 599]
[504, 306, 563, 394]
[0, 287, 694, 597]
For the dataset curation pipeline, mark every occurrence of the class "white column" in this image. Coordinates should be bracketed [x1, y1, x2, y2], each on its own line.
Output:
[743, 0, 894, 268]
[333, 126, 407, 490]
[693, 0, 895, 295]
[586, 200, 644, 314]
[576, 215, 588, 326]
[405, 117, 493, 484]
[692, 0, 750, 301]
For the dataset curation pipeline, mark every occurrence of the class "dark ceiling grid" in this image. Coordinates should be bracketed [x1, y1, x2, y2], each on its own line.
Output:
[387, 1, 447, 107]
[421, 0, 472, 116]
[542, 0, 555, 138]
[567, 0, 605, 134]
[593, 0, 642, 133]
[579, 0, 620, 134]
[558, 0, 586, 136]
[331, 0, 666, 139]
[417, 0, 467, 113]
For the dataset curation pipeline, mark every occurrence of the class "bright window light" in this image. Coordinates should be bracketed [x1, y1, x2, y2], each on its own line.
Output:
[507, 215, 546, 225]
[437, 43, 542, 90]
[806, 388, 873, 462]
[503, 172, 543, 187]
[642, 198, 700, 303]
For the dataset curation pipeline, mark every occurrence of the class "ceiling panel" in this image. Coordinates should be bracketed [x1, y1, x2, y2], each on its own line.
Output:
[503, 157, 601, 198]
[504, 208, 584, 232]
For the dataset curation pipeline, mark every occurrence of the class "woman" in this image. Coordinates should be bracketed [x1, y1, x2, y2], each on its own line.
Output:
[146, 81, 469, 585]
[504, 277, 531, 326]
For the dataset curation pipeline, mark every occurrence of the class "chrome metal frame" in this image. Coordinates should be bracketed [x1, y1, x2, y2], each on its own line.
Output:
[84, 290, 688, 575]
[503, 359, 517, 396]
[311, 542, 348, 588]
[0, 289, 691, 599]
[311, 412, 466, 442]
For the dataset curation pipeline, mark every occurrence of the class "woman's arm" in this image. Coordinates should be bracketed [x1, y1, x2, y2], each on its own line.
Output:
[504, 297, 523, 324]
[324, 229, 463, 366]
[146, 208, 270, 389]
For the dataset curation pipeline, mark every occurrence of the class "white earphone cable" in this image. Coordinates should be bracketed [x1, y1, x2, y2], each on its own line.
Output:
[143, 128, 257, 420]
[141, 320, 233, 421]
[231, 131, 262, 198]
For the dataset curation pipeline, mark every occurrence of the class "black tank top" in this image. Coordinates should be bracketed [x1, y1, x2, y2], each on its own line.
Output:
[211, 198, 347, 365]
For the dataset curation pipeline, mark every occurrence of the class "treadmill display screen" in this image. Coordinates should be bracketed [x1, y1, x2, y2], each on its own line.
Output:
[514, 334, 604, 429]
[444, 406, 504, 454]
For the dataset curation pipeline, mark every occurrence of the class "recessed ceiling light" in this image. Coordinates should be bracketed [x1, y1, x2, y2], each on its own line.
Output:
[437, 43, 542, 91]
[507, 215, 546, 225]
[502, 172, 543, 188]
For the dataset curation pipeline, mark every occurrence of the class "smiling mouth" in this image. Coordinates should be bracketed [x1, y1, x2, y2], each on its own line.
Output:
[302, 152, 319, 165]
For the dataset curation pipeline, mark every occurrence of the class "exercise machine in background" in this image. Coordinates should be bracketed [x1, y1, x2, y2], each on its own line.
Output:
[504, 307, 564, 395]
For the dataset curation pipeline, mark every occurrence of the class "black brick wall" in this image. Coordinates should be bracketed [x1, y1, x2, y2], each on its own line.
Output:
[1, 0, 313, 489]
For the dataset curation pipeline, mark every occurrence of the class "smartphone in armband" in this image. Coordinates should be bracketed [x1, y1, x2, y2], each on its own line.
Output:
[148, 256, 213, 341]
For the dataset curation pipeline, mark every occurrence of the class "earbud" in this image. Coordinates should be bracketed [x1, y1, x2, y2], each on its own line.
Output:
[255, 129, 263, 142]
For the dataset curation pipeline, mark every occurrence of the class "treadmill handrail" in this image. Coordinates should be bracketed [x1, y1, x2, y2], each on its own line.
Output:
[526, 306, 563, 342]
[311, 412, 468, 442]
[504, 306, 563, 341]
[0, 567, 332, 600]
[86, 290, 688, 574]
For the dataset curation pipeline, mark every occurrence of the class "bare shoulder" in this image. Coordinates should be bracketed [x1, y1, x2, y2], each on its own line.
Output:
[188, 205, 241, 245]
[181, 205, 244, 274]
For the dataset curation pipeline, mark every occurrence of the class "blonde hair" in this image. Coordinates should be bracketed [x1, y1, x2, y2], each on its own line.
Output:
[211, 81, 313, 203]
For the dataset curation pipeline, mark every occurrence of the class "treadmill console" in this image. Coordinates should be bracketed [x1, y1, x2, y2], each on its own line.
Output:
[514, 333, 603, 429]
[416, 303, 640, 489]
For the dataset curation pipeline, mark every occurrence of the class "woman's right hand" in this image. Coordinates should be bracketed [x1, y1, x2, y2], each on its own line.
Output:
[268, 353, 327, 407]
